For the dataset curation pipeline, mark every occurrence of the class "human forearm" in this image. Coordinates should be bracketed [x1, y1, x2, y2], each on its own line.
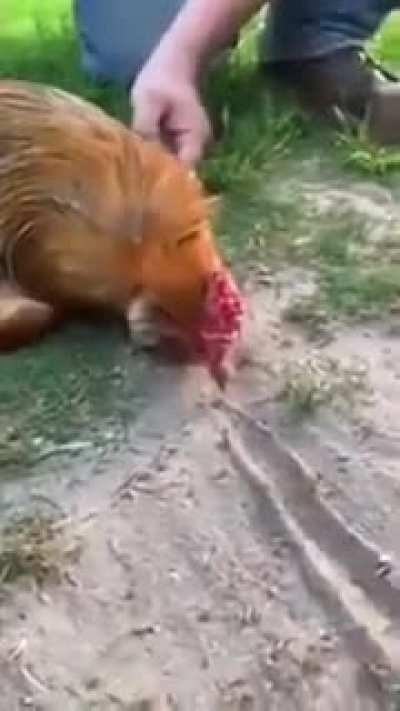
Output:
[155, 0, 266, 77]
[131, 0, 267, 164]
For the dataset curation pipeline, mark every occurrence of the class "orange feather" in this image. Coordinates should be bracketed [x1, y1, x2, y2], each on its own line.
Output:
[0, 80, 243, 383]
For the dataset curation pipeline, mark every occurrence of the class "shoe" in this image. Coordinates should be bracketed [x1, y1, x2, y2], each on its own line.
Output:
[367, 78, 400, 145]
[264, 47, 400, 145]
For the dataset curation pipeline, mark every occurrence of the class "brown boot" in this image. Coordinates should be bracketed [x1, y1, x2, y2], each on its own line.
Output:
[264, 47, 400, 145]
[367, 78, 400, 145]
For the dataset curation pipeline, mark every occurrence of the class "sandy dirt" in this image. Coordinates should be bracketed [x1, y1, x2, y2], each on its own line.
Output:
[1, 266, 400, 710]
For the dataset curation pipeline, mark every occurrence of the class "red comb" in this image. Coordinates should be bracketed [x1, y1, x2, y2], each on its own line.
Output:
[205, 270, 243, 334]
[195, 270, 245, 371]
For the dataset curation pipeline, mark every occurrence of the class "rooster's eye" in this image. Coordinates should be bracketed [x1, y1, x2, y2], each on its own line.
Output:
[177, 232, 197, 247]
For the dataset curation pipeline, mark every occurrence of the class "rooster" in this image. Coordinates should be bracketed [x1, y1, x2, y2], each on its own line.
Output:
[0, 80, 244, 386]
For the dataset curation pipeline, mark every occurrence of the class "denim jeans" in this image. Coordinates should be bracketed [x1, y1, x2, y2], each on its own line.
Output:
[263, 0, 400, 62]
[74, 0, 399, 85]
[74, 0, 184, 85]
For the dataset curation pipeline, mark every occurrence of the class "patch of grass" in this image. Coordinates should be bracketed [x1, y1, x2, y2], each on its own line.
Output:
[314, 215, 400, 317]
[214, 176, 303, 263]
[284, 212, 400, 320]
[0, 1, 128, 120]
[196, 28, 308, 261]
[278, 354, 370, 417]
[370, 10, 400, 67]
[0, 513, 81, 585]
[311, 212, 367, 267]
[200, 31, 306, 195]
[321, 263, 400, 316]
[201, 96, 303, 194]
[285, 262, 400, 326]
[337, 131, 400, 177]
[0, 323, 150, 481]
[1, 0, 68, 37]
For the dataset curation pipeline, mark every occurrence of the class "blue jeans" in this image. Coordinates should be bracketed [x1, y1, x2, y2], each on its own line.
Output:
[74, 0, 399, 85]
[263, 0, 400, 62]
[74, 0, 184, 85]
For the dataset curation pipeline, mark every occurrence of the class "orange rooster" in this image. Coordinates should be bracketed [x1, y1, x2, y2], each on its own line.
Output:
[0, 80, 244, 385]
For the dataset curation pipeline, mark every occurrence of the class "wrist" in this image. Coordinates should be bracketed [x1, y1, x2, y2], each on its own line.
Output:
[152, 29, 207, 82]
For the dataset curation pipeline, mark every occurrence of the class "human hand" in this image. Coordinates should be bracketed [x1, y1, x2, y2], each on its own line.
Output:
[130, 46, 212, 165]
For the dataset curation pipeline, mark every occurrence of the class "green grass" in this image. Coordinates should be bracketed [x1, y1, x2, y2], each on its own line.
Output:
[0, 322, 151, 480]
[370, 10, 400, 65]
[307, 214, 400, 316]
[278, 354, 370, 417]
[1, 0, 68, 34]
[0, 0, 129, 118]
[283, 210, 400, 321]
[0, 511, 82, 585]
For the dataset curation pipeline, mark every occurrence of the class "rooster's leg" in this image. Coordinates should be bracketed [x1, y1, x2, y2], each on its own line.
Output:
[0, 282, 57, 351]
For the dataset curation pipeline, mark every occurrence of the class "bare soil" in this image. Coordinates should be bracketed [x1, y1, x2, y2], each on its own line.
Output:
[1, 268, 400, 710]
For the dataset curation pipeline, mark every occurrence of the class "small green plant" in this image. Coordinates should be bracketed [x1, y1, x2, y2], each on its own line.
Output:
[0, 513, 81, 585]
[338, 130, 400, 176]
[310, 212, 367, 267]
[321, 263, 400, 317]
[278, 354, 370, 416]
[292, 212, 400, 319]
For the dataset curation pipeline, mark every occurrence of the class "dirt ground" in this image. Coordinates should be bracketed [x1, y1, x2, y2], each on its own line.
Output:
[1, 261, 400, 710]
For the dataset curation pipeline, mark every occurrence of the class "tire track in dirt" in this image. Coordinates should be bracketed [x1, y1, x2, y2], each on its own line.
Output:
[109, 407, 394, 710]
[217, 399, 400, 676]
[0, 392, 397, 710]
[2, 278, 400, 708]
